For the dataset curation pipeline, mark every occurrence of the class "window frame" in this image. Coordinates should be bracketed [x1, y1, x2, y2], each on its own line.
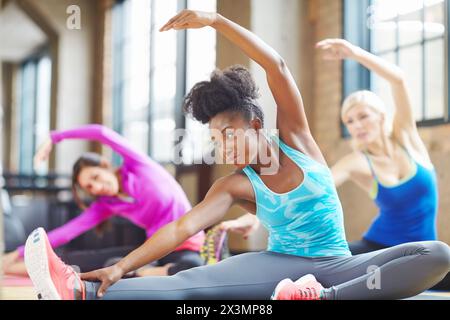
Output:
[17, 47, 51, 174]
[111, 0, 188, 165]
[342, 0, 450, 136]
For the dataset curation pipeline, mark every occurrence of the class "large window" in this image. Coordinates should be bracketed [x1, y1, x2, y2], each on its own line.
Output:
[112, 0, 151, 160]
[16, 54, 52, 174]
[182, 0, 217, 164]
[112, 0, 216, 164]
[344, 0, 449, 126]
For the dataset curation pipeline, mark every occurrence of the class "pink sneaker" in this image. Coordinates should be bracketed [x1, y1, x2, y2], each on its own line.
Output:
[24, 228, 85, 300]
[271, 274, 324, 300]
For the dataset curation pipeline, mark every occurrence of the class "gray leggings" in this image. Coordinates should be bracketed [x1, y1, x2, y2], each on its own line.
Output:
[349, 238, 450, 291]
[84, 241, 450, 300]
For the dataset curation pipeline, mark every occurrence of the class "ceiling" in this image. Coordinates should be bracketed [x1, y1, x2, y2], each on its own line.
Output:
[0, 1, 48, 63]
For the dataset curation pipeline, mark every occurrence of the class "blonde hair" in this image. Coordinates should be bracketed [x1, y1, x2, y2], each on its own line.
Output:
[341, 90, 387, 119]
[341, 90, 393, 150]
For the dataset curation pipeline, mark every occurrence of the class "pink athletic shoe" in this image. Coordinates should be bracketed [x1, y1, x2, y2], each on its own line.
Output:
[24, 228, 85, 300]
[271, 274, 324, 300]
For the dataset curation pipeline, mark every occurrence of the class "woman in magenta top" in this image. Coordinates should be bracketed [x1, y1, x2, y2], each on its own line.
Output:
[3, 124, 205, 276]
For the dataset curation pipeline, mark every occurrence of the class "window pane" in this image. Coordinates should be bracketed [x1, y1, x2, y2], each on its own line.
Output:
[184, 0, 217, 164]
[129, 36, 150, 80]
[111, 43, 124, 89]
[130, 0, 150, 36]
[147, 1, 178, 162]
[370, 0, 397, 52]
[153, 0, 177, 67]
[183, 119, 212, 164]
[112, 0, 219, 163]
[152, 65, 176, 115]
[35, 56, 52, 174]
[371, 0, 399, 21]
[19, 62, 37, 173]
[425, 39, 445, 119]
[399, 45, 423, 121]
[424, 0, 445, 38]
[128, 0, 150, 81]
[371, 53, 397, 121]
[151, 118, 176, 162]
[398, 2, 423, 47]
[186, 14, 216, 89]
[367, 0, 445, 124]
[395, 0, 424, 16]
[371, 21, 397, 53]
[111, 0, 151, 165]
[120, 0, 132, 40]
[124, 108, 147, 125]
[122, 74, 150, 114]
[123, 121, 149, 155]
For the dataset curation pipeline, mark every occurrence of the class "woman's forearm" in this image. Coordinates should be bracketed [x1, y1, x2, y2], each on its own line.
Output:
[116, 178, 235, 274]
[352, 47, 404, 85]
[116, 218, 194, 274]
[212, 14, 283, 73]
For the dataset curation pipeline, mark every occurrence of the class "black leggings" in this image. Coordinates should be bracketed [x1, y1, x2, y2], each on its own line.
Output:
[84, 241, 450, 300]
[349, 239, 450, 291]
[103, 250, 204, 276]
[159, 250, 205, 276]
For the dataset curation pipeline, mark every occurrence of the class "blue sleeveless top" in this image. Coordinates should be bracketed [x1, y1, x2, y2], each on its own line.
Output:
[242, 136, 351, 257]
[363, 147, 438, 246]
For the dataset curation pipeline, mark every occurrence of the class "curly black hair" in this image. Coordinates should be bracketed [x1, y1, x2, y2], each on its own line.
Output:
[183, 65, 264, 126]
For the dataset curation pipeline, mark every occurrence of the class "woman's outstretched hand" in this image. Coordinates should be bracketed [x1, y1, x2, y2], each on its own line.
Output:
[315, 39, 360, 61]
[33, 137, 53, 169]
[219, 214, 260, 240]
[159, 9, 217, 32]
[80, 264, 125, 298]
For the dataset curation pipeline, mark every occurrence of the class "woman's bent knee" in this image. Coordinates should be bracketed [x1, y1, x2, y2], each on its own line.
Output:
[427, 241, 450, 272]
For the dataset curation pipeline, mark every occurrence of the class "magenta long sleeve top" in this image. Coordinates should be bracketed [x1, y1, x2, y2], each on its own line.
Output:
[17, 124, 205, 257]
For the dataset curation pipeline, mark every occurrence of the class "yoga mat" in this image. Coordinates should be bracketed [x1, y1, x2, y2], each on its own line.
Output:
[1, 275, 33, 287]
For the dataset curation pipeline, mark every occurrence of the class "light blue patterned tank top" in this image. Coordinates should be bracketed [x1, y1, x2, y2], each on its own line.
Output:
[242, 136, 351, 257]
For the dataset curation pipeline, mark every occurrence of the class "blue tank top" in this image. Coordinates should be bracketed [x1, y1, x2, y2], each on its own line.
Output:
[363, 147, 438, 246]
[242, 136, 351, 257]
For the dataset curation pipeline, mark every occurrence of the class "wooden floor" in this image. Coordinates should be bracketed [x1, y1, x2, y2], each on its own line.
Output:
[406, 291, 450, 300]
[1, 286, 450, 300]
[1, 286, 37, 300]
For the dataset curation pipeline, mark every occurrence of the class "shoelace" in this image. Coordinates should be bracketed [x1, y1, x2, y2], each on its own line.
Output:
[56, 256, 84, 299]
[57, 255, 73, 277]
[297, 287, 320, 300]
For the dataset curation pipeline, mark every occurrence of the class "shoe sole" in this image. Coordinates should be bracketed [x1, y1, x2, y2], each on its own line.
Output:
[24, 228, 61, 300]
[271, 275, 318, 300]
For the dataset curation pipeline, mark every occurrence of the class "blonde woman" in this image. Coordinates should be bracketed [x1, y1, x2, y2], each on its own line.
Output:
[316, 39, 448, 290]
